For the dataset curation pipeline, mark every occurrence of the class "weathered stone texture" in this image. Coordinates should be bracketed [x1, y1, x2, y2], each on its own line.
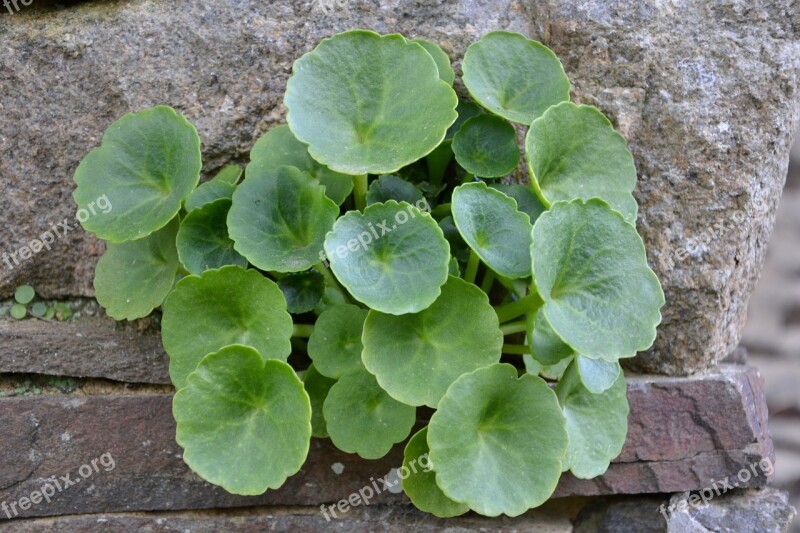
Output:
[0, 1, 798, 373]
[0, 364, 772, 519]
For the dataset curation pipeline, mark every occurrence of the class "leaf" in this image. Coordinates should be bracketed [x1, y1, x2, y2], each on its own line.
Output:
[531, 199, 664, 361]
[308, 304, 368, 379]
[277, 269, 326, 314]
[427, 363, 568, 517]
[94, 216, 179, 320]
[556, 359, 629, 479]
[211, 164, 243, 184]
[522, 354, 574, 381]
[489, 183, 546, 224]
[402, 427, 469, 518]
[173, 345, 311, 495]
[445, 100, 484, 140]
[365, 175, 425, 206]
[184, 180, 236, 213]
[73, 106, 201, 242]
[411, 38, 455, 85]
[161, 265, 293, 388]
[526, 102, 638, 222]
[451, 182, 532, 279]
[176, 199, 247, 276]
[303, 364, 337, 439]
[438, 216, 470, 263]
[313, 286, 349, 315]
[228, 165, 338, 273]
[530, 308, 574, 366]
[285, 30, 458, 175]
[575, 356, 621, 394]
[323, 368, 416, 459]
[362, 276, 502, 407]
[452, 115, 519, 178]
[448, 257, 460, 276]
[323, 201, 450, 315]
[249, 125, 353, 205]
[462, 31, 570, 124]
[14, 285, 35, 305]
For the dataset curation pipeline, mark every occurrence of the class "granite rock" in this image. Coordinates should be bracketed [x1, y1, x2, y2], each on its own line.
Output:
[0, 0, 798, 373]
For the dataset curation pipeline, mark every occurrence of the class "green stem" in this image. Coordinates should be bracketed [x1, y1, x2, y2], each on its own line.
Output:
[500, 320, 527, 336]
[430, 202, 451, 220]
[293, 323, 315, 338]
[464, 249, 480, 284]
[494, 291, 543, 324]
[502, 344, 531, 355]
[480, 269, 496, 294]
[353, 174, 368, 212]
[495, 275, 525, 299]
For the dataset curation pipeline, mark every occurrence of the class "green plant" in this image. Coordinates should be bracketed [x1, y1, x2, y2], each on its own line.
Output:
[73, 29, 664, 517]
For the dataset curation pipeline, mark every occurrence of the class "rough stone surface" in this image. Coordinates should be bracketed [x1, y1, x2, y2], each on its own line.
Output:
[1, 490, 795, 531]
[0, 364, 772, 519]
[0, 1, 798, 374]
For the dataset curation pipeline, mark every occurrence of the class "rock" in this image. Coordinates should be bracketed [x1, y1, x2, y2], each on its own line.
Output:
[664, 488, 796, 533]
[0, 0, 798, 374]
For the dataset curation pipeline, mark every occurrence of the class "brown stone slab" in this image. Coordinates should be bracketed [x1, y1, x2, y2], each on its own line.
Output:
[0, 365, 772, 519]
[0, 316, 169, 384]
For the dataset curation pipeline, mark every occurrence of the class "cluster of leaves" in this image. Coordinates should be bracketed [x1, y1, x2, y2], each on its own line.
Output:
[72, 30, 664, 517]
[3, 285, 73, 321]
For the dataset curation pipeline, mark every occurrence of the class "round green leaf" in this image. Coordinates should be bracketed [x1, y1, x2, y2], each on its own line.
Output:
[323, 368, 416, 459]
[576, 356, 621, 394]
[308, 304, 367, 378]
[73, 106, 201, 242]
[249, 125, 353, 205]
[362, 276, 502, 407]
[452, 115, 519, 178]
[531, 199, 664, 361]
[323, 201, 450, 315]
[277, 269, 325, 314]
[451, 182, 532, 279]
[428, 363, 568, 517]
[31, 302, 48, 317]
[490, 183, 546, 224]
[522, 354, 573, 381]
[211, 164, 243, 184]
[285, 30, 458, 175]
[185, 180, 236, 213]
[303, 364, 337, 439]
[411, 38, 455, 85]
[177, 199, 247, 276]
[228, 165, 338, 273]
[173, 345, 311, 495]
[14, 285, 35, 304]
[402, 427, 469, 518]
[10, 303, 26, 320]
[526, 102, 638, 222]
[365, 175, 424, 206]
[313, 286, 349, 315]
[94, 216, 179, 321]
[556, 359, 629, 479]
[162, 266, 293, 388]
[462, 31, 570, 124]
[530, 308, 574, 366]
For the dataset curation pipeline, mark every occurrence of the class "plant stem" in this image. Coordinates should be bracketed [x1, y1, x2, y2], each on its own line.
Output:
[495, 274, 525, 299]
[500, 320, 527, 336]
[353, 174, 368, 212]
[480, 269, 495, 294]
[293, 323, 315, 338]
[430, 202, 451, 219]
[502, 344, 531, 355]
[464, 249, 480, 284]
[494, 290, 543, 323]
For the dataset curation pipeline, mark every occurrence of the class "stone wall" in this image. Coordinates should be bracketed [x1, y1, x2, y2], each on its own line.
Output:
[0, 0, 798, 374]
